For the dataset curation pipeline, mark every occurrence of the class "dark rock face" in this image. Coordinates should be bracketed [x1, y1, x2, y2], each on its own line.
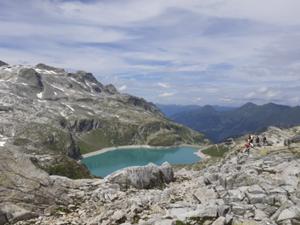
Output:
[0, 60, 8, 67]
[104, 84, 118, 95]
[17, 68, 44, 91]
[68, 71, 100, 84]
[126, 96, 161, 114]
[0, 210, 8, 225]
[69, 119, 101, 132]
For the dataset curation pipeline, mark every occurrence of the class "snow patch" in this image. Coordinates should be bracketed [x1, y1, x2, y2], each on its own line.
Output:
[3, 68, 12, 72]
[0, 135, 7, 147]
[70, 77, 83, 86]
[37, 92, 43, 99]
[62, 103, 74, 111]
[35, 68, 57, 75]
[85, 81, 94, 92]
[50, 84, 65, 92]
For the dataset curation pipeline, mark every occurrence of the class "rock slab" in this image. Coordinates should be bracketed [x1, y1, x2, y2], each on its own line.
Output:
[105, 162, 174, 189]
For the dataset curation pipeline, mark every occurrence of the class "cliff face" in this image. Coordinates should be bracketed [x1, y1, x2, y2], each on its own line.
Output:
[9, 126, 300, 225]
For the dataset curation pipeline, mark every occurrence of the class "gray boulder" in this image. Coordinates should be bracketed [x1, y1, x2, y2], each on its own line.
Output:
[277, 205, 300, 222]
[0, 203, 37, 224]
[105, 162, 174, 189]
[0, 147, 71, 223]
[0, 210, 8, 225]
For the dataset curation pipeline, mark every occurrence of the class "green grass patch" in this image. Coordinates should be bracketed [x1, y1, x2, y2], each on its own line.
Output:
[45, 156, 92, 179]
[78, 125, 138, 154]
[202, 145, 229, 157]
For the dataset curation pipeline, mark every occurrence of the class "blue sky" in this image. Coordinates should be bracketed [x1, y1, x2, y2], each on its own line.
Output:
[0, 0, 300, 106]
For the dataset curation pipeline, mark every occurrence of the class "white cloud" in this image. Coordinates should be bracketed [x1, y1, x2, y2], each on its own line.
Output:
[0, 0, 299, 106]
[220, 97, 233, 103]
[157, 82, 170, 88]
[159, 92, 175, 97]
[118, 85, 127, 92]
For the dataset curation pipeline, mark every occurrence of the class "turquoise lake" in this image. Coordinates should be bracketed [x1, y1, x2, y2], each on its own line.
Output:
[81, 146, 200, 177]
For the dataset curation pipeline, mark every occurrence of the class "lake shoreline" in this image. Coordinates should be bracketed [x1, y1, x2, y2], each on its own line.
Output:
[81, 144, 210, 159]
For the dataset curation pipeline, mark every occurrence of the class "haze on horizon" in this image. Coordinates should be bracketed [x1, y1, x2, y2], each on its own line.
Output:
[0, 0, 300, 106]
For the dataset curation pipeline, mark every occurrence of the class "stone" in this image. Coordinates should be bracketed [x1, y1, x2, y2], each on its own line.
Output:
[0, 203, 37, 223]
[105, 162, 174, 189]
[254, 209, 267, 221]
[193, 187, 217, 203]
[212, 216, 226, 225]
[277, 206, 300, 222]
[231, 203, 254, 216]
[154, 219, 173, 225]
[247, 185, 265, 194]
[245, 193, 266, 204]
[225, 189, 245, 202]
[111, 210, 126, 223]
[270, 200, 294, 221]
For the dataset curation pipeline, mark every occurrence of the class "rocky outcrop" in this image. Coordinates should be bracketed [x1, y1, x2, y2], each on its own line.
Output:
[104, 84, 118, 95]
[0, 146, 72, 224]
[17, 68, 44, 92]
[105, 162, 174, 189]
[284, 135, 300, 146]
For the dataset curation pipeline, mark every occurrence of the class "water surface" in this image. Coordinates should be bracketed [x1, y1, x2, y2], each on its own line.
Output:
[81, 146, 200, 177]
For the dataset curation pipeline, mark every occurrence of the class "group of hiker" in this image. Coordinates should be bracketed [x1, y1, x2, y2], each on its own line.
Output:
[243, 134, 267, 154]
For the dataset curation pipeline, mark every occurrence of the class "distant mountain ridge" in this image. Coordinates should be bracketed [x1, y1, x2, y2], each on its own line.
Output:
[156, 104, 235, 117]
[158, 102, 300, 142]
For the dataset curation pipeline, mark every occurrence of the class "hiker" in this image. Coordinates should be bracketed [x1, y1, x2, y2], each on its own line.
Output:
[255, 136, 260, 147]
[262, 136, 267, 146]
[249, 135, 254, 148]
[242, 134, 253, 154]
[243, 142, 251, 155]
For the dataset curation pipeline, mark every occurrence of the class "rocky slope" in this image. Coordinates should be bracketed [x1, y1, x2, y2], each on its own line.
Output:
[8, 126, 300, 225]
[0, 61, 207, 178]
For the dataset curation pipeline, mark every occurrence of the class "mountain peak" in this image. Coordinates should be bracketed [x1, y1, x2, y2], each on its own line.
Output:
[35, 63, 65, 73]
[202, 105, 216, 112]
[69, 70, 99, 84]
[241, 102, 257, 108]
[263, 102, 290, 109]
[0, 60, 8, 67]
